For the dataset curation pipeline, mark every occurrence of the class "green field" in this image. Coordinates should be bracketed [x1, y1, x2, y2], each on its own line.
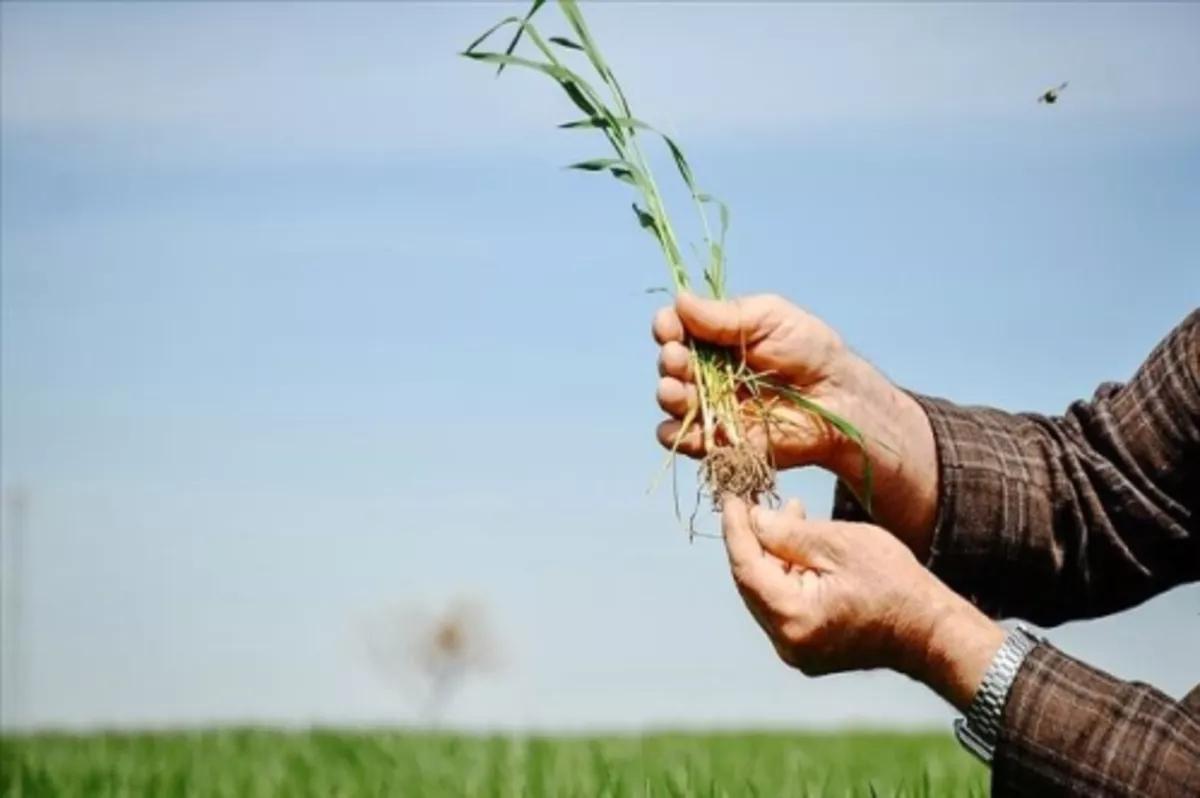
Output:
[1, 729, 988, 797]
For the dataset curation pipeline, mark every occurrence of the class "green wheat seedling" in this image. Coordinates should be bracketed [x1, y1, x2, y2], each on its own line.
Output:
[461, 0, 875, 534]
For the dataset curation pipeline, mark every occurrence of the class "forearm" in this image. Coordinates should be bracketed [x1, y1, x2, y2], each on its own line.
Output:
[898, 578, 1006, 713]
[830, 310, 1200, 625]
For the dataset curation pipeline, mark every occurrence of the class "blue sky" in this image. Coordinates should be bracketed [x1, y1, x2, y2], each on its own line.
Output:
[1, 1, 1197, 732]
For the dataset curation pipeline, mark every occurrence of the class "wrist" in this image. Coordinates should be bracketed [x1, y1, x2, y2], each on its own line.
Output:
[904, 583, 1008, 714]
[826, 354, 940, 558]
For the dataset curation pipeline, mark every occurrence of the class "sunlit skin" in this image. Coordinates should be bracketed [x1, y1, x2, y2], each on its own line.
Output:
[653, 291, 1007, 713]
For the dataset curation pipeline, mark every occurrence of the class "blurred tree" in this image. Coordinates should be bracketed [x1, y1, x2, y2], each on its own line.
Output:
[360, 596, 502, 724]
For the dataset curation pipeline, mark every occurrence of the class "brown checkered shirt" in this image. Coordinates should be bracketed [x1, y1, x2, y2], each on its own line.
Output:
[834, 308, 1200, 796]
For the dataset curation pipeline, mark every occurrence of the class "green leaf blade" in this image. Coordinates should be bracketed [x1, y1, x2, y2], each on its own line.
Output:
[547, 36, 584, 51]
[558, 116, 651, 133]
[495, 0, 548, 75]
[462, 16, 524, 57]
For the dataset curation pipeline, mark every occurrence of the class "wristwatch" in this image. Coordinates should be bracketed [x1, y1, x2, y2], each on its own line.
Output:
[953, 623, 1042, 765]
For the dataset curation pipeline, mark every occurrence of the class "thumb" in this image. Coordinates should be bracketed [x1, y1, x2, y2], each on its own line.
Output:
[675, 291, 777, 348]
[750, 498, 836, 569]
[720, 493, 766, 577]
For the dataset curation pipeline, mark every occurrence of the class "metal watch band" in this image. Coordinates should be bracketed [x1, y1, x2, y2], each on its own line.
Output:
[953, 624, 1041, 765]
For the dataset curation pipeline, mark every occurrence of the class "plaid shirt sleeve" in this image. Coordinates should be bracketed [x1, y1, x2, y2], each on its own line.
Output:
[834, 308, 1199, 623]
[991, 642, 1200, 796]
[832, 308, 1200, 795]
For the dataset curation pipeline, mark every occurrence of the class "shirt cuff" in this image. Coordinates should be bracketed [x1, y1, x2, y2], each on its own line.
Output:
[902, 391, 1022, 618]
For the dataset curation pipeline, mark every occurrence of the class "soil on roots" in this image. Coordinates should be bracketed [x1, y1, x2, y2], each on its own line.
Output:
[701, 442, 777, 510]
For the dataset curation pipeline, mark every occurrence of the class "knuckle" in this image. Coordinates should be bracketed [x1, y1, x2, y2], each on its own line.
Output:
[779, 619, 808, 646]
[758, 293, 792, 317]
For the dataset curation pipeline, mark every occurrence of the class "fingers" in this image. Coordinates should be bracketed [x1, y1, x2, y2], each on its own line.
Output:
[720, 494, 767, 577]
[657, 341, 693, 381]
[656, 418, 705, 458]
[656, 376, 697, 420]
[675, 291, 781, 348]
[654, 308, 700, 450]
[750, 499, 836, 568]
[724, 496, 795, 611]
[652, 307, 685, 345]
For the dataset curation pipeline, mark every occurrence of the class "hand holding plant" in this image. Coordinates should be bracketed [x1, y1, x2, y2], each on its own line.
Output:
[462, 1, 875, 530]
[653, 291, 856, 472]
[652, 291, 944, 555]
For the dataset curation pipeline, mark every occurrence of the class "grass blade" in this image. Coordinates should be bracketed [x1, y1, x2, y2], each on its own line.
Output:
[566, 158, 644, 187]
[558, 116, 651, 133]
[462, 50, 607, 135]
[632, 203, 664, 245]
[566, 157, 636, 172]
[495, 0, 548, 75]
[462, 16, 524, 57]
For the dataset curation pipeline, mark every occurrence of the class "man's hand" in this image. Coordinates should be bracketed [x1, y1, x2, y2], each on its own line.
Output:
[653, 292, 852, 470]
[721, 493, 1007, 713]
[653, 291, 941, 558]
